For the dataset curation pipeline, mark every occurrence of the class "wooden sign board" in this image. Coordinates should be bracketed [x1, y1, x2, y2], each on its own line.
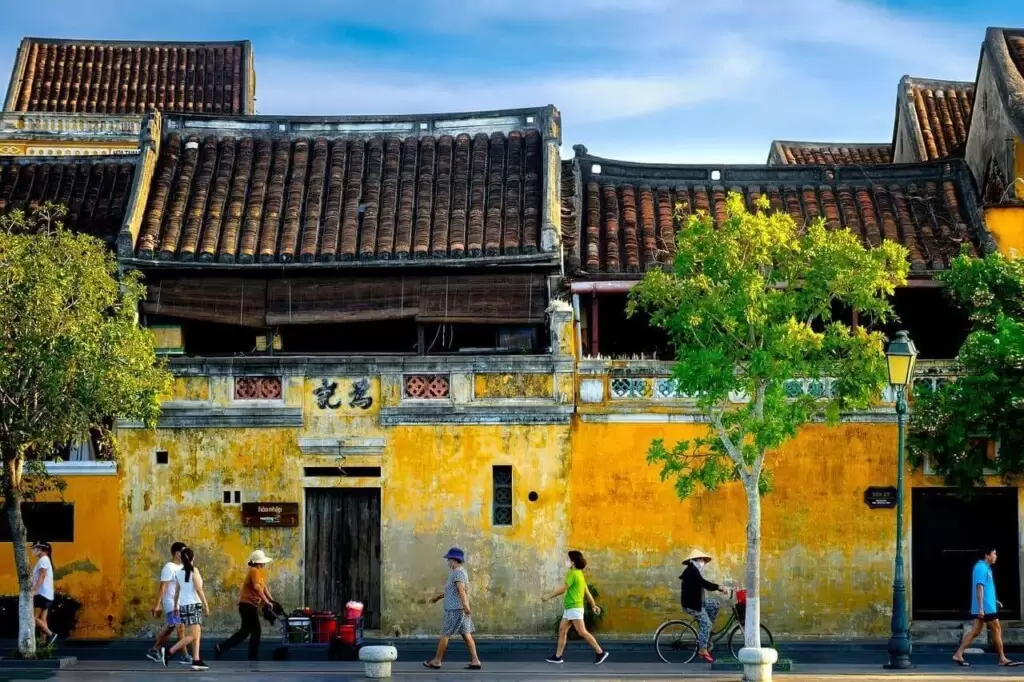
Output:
[241, 502, 299, 527]
[864, 487, 898, 509]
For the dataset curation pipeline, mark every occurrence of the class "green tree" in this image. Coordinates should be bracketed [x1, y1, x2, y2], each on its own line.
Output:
[908, 252, 1024, 487]
[629, 193, 908, 653]
[0, 204, 170, 657]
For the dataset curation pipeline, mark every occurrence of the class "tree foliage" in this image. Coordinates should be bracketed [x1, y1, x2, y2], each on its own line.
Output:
[0, 203, 171, 655]
[628, 192, 908, 651]
[907, 252, 1024, 488]
[629, 193, 909, 497]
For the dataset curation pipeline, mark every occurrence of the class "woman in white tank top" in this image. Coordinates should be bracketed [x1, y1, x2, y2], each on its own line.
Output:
[161, 547, 211, 671]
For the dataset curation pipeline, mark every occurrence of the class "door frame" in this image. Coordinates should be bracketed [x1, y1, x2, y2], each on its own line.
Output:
[908, 485, 1023, 621]
[301, 479, 383, 626]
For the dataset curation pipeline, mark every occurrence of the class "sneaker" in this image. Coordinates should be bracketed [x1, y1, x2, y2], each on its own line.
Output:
[545, 655, 564, 664]
[159, 647, 168, 667]
[46, 633, 58, 647]
[594, 650, 609, 665]
[179, 653, 194, 665]
[146, 649, 162, 663]
[191, 660, 210, 671]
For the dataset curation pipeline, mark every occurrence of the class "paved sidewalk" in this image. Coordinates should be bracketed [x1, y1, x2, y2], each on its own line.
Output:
[2, 660, 1023, 681]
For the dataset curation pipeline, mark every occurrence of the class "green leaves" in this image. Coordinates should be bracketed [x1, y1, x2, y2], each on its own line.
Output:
[632, 191, 908, 499]
[908, 252, 1024, 488]
[0, 203, 172, 484]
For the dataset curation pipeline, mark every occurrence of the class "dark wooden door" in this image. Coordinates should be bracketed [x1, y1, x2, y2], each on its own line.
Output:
[304, 488, 381, 628]
[912, 487, 1019, 620]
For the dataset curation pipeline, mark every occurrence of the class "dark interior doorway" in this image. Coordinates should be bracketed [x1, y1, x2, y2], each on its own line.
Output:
[304, 488, 382, 628]
[912, 487, 1020, 620]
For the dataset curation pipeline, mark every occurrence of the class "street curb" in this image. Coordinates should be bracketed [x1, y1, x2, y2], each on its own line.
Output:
[0, 655, 77, 669]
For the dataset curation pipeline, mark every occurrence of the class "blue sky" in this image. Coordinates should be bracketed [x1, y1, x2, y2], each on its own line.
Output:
[1, 0, 1022, 163]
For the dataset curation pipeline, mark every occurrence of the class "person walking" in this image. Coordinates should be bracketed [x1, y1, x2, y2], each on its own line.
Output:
[952, 547, 1022, 667]
[147, 541, 189, 665]
[680, 548, 728, 663]
[214, 550, 275, 661]
[30, 542, 57, 648]
[543, 550, 609, 665]
[423, 547, 482, 671]
[160, 547, 212, 671]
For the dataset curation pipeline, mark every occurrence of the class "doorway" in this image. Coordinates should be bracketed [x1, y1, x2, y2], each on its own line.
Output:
[304, 488, 382, 628]
[912, 487, 1020, 620]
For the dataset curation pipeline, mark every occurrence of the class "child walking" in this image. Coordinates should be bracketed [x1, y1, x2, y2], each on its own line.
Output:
[160, 547, 211, 671]
[30, 542, 57, 648]
[543, 550, 608, 665]
[423, 547, 482, 671]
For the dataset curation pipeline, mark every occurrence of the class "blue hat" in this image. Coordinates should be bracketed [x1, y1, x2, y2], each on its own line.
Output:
[444, 547, 465, 562]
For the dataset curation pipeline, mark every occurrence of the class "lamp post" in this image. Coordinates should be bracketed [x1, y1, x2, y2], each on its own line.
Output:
[884, 330, 918, 670]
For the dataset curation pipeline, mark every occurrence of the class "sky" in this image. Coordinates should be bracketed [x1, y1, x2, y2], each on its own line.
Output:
[0, 0, 1022, 164]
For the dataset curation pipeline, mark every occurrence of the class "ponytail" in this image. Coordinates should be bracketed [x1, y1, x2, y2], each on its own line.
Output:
[181, 547, 195, 583]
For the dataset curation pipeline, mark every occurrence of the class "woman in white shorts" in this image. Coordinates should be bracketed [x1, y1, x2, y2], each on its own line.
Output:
[161, 547, 211, 671]
[542, 550, 608, 665]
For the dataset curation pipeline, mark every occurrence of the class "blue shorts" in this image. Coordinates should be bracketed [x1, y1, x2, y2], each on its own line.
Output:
[165, 611, 182, 627]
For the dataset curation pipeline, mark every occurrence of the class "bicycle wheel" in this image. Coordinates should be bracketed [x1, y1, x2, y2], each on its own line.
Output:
[727, 623, 774, 660]
[655, 620, 699, 664]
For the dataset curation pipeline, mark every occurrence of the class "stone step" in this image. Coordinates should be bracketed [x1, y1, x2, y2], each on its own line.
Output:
[911, 621, 1024, 645]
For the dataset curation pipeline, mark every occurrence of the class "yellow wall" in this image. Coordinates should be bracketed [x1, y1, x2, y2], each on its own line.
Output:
[0, 476, 124, 638]
[985, 206, 1024, 257]
[570, 421, 899, 637]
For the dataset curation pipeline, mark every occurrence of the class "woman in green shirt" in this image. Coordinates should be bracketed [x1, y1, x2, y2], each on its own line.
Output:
[542, 550, 608, 665]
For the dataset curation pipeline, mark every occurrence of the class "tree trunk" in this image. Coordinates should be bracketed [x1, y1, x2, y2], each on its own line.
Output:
[744, 483, 762, 649]
[2, 457, 35, 657]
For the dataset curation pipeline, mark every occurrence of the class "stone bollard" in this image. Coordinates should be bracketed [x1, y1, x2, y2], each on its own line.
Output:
[358, 645, 398, 679]
[738, 647, 778, 682]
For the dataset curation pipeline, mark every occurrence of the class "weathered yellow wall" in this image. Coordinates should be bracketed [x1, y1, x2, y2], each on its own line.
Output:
[570, 421, 900, 637]
[383, 424, 569, 636]
[0, 476, 124, 638]
[985, 206, 1024, 257]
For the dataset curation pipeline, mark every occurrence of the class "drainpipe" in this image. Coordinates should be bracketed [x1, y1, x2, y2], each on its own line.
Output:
[590, 295, 599, 357]
[569, 281, 638, 294]
[571, 294, 583, 362]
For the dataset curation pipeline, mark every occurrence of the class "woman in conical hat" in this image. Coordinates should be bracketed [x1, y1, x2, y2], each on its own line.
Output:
[680, 548, 726, 662]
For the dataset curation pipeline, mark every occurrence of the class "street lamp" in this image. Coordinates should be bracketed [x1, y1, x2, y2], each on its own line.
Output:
[884, 330, 917, 670]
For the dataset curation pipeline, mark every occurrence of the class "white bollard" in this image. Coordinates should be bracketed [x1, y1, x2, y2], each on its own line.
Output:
[358, 645, 398, 679]
[738, 647, 778, 682]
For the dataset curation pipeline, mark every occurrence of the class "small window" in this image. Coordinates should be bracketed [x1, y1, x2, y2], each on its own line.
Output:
[223, 490, 232, 504]
[591, 163, 602, 174]
[234, 491, 241, 504]
[223, 490, 241, 505]
[156, 450, 169, 465]
[492, 465, 513, 526]
[0, 503, 74, 542]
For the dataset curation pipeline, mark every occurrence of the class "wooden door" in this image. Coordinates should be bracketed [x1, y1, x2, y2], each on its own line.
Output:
[912, 487, 1020, 620]
[304, 488, 382, 628]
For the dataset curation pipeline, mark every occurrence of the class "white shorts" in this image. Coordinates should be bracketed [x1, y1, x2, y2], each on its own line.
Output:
[563, 608, 585, 621]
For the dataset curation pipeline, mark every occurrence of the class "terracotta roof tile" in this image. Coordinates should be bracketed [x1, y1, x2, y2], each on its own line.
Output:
[894, 77, 974, 162]
[0, 156, 134, 244]
[568, 154, 988, 277]
[769, 141, 892, 166]
[137, 129, 545, 264]
[5, 38, 253, 115]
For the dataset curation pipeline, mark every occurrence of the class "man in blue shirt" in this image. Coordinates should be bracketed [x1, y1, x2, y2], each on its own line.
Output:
[952, 547, 1021, 667]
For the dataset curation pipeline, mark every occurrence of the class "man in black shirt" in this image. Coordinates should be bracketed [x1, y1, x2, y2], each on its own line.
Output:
[680, 549, 727, 662]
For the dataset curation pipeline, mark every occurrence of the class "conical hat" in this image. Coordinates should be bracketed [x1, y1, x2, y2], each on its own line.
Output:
[682, 548, 712, 564]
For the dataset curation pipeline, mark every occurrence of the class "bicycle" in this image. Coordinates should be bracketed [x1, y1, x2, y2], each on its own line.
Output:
[654, 589, 775, 664]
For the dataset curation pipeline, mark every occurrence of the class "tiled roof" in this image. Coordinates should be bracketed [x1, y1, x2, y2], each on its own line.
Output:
[0, 156, 136, 245]
[561, 157, 581, 273]
[768, 141, 892, 166]
[893, 76, 974, 162]
[134, 109, 556, 266]
[4, 38, 254, 115]
[567, 152, 990, 277]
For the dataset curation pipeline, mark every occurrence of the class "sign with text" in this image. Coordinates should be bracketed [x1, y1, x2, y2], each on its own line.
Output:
[864, 487, 898, 509]
[241, 502, 299, 527]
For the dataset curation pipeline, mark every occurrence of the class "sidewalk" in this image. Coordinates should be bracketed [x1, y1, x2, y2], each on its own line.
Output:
[7, 660, 1024, 680]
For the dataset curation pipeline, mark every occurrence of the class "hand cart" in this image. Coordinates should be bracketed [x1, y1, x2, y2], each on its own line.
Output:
[272, 611, 364, 661]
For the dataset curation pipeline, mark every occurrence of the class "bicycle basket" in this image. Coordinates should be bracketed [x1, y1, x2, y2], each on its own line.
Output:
[733, 600, 747, 622]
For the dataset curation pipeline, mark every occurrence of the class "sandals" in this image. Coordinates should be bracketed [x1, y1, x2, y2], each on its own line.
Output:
[698, 651, 715, 663]
[465, 664, 483, 670]
[953, 658, 970, 667]
[1002, 660, 1023, 667]
[423, 661, 442, 669]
